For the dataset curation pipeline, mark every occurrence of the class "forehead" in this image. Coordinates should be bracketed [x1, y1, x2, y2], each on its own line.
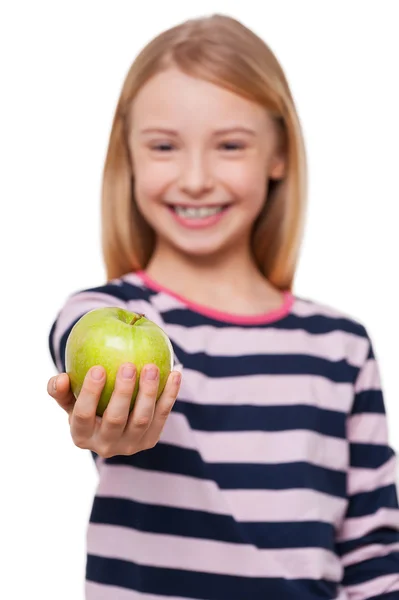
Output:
[130, 68, 273, 133]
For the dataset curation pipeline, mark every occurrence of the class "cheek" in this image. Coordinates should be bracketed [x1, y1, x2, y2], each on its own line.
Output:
[133, 153, 178, 202]
[222, 163, 267, 211]
[134, 164, 167, 200]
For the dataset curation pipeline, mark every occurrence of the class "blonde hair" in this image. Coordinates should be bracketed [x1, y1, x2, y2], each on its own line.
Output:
[101, 14, 308, 291]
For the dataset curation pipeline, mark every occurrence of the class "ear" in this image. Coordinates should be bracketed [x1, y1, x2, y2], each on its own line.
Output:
[269, 155, 286, 180]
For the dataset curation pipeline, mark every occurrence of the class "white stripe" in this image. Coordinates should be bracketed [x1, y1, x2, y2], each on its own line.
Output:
[348, 413, 388, 444]
[291, 298, 358, 321]
[337, 508, 399, 542]
[355, 358, 381, 393]
[87, 523, 342, 581]
[348, 456, 397, 495]
[178, 368, 354, 412]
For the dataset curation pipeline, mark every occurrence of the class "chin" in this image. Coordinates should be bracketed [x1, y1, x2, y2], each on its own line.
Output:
[163, 232, 241, 261]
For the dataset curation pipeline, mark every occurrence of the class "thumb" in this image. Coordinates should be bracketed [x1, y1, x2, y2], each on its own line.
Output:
[47, 373, 75, 414]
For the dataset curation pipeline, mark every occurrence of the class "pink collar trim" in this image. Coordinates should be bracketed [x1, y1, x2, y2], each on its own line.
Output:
[135, 270, 294, 325]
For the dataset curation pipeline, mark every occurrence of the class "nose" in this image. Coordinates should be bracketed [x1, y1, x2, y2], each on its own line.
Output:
[178, 152, 214, 198]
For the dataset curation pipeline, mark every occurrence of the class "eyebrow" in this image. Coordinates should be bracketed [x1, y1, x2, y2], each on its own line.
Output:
[139, 126, 257, 137]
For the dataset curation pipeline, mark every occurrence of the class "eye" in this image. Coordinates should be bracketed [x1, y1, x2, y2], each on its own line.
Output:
[151, 143, 175, 152]
[219, 141, 246, 151]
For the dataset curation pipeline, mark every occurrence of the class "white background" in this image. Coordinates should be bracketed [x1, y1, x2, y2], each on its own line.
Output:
[1, 1, 398, 598]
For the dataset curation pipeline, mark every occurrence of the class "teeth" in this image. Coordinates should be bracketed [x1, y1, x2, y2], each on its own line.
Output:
[174, 206, 224, 218]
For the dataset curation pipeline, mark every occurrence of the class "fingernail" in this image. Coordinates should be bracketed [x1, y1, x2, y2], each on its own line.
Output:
[174, 373, 181, 385]
[91, 367, 104, 381]
[53, 376, 58, 392]
[145, 366, 158, 380]
[122, 364, 135, 379]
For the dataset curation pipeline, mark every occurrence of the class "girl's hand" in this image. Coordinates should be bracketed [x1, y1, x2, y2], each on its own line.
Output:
[47, 363, 181, 458]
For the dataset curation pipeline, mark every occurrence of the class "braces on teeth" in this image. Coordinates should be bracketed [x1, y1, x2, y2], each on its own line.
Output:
[174, 206, 224, 218]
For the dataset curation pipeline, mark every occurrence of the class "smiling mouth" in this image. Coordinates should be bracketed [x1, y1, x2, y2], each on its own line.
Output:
[168, 205, 230, 219]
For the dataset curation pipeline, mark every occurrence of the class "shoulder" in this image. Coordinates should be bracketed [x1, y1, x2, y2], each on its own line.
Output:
[49, 272, 158, 371]
[57, 272, 154, 321]
[290, 293, 372, 366]
[291, 294, 367, 334]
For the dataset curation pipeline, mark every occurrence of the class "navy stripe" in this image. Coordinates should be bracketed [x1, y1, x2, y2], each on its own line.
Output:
[87, 280, 156, 302]
[48, 318, 57, 368]
[173, 343, 359, 382]
[351, 389, 385, 414]
[343, 552, 399, 587]
[122, 278, 159, 300]
[90, 496, 336, 551]
[106, 443, 347, 497]
[337, 527, 399, 556]
[162, 307, 367, 336]
[347, 485, 399, 518]
[175, 400, 346, 439]
[369, 594, 399, 600]
[350, 443, 395, 469]
[86, 555, 338, 599]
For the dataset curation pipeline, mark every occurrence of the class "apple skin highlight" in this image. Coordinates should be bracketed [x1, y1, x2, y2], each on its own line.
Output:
[65, 307, 174, 416]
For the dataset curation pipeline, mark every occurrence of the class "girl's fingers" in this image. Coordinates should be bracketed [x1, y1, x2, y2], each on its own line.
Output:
[70, 366, 106, 446]
[48, 364, 180, 458]
[99, 363, 137, 442]
[124, 364, 160, 440]
[47, 373, 75, 414]
[141, 370, 181, 447]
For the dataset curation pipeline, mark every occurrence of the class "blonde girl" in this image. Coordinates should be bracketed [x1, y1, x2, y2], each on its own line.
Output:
[48, 14, 399, 600]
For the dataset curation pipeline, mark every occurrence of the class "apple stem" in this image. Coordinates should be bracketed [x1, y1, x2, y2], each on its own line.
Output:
[130, 313, 145, 326]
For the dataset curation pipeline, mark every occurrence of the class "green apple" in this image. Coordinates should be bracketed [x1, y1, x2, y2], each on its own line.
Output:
[65, 307, 174, 416]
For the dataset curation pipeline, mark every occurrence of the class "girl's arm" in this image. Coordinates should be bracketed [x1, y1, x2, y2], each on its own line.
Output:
[337, 334, 399, 599]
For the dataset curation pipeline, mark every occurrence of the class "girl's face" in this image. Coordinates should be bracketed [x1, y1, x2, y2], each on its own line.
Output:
[129, 68, 286, 260]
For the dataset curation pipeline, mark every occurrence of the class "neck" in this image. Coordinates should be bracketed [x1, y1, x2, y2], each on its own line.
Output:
[143, 238, 283, 315]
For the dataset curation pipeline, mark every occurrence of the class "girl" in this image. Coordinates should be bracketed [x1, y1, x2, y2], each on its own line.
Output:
[47, 13, 399, 600]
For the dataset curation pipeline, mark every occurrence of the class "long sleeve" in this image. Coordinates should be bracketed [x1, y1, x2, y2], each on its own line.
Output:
[337, 334, 399, 599]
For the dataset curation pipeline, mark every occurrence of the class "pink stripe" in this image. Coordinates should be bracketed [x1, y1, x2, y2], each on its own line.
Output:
[345, 573, 399, 599]
[355, 358, 381, 393]
[179, 368, 354, 412]
[291, 298, 354, 320]
[146, 290, 184, 313]
[348, 413, 388, 444]
[161, 412, 348, 471]
[96, 464, 347, 524]
[347, 456, 397, 495]
[86, 581, 190, 600]
[135, 270, 294, 325]
[341, 541, 399, 568]
[163, 322, 368, 365]
[87, 523, 342, 580]
[337, 508, 399, 542]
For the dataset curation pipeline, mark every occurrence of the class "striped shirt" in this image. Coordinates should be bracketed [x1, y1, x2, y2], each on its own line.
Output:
[49, 270, 399, 600]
